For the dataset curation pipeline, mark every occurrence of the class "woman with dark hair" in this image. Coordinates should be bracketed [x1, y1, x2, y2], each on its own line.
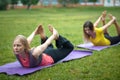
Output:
[83, 11, 120, 46]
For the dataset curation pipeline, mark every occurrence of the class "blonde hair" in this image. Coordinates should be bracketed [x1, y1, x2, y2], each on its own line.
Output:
[13, 35, 30, 52]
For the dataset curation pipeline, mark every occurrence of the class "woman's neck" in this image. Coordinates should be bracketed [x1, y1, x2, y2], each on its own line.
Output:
[90, 31, 96, 38]
[20, 51, 27, 58]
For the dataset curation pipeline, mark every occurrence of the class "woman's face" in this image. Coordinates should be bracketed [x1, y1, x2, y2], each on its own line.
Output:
[13, 39, 25, 54]
[84, 27, 93, 35]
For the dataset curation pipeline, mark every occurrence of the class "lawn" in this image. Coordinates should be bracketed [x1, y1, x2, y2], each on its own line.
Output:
[0, 7, 120, 80]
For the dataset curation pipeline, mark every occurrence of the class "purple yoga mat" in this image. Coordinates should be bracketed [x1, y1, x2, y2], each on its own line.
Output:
[77, 42, 120, 51]
[0, 50, 92, 76]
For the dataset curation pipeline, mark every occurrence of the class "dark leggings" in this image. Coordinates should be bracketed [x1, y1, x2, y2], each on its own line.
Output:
[104, 33, 120, 45]
[41, 35, 74, 63]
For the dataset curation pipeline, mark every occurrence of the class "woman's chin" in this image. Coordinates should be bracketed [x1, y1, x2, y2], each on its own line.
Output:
[14, 51, 20, 55]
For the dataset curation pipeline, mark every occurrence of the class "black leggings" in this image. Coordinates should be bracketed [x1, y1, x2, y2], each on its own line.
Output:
[41, 35, 74, 63]
[104, 33, 120, 45]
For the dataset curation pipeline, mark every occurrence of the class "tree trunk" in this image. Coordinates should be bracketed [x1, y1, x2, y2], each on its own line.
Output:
[27, 0, 31, 10]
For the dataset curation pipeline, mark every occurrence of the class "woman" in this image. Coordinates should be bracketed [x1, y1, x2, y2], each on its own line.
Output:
[13, 25, 74, 68]
[83, 11, 120, 46]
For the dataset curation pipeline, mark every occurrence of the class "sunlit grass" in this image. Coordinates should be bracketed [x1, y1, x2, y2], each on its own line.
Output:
[0, 7, 120, 80]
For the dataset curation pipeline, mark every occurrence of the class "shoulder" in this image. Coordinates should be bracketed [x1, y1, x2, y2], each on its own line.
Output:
[29, 48, 35, 54]
[95, 27, 103, 32]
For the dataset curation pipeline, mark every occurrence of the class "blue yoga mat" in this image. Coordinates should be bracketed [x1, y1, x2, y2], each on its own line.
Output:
[0, 50, 92, 76]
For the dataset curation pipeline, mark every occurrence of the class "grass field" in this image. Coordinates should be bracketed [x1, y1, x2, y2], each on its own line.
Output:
[0, 7, 120, 80]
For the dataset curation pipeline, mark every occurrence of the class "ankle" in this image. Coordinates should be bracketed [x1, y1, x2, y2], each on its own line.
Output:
[41, 36, 47, 40]
[55, 34, 59, 40]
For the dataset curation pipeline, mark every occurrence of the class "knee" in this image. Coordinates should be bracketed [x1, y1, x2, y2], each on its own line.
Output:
[69, 43, 74, 51]
[67, 41, 74, 50]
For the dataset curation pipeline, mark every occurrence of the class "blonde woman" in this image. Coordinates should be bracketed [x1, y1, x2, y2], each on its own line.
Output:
[13, 25, 73, 68]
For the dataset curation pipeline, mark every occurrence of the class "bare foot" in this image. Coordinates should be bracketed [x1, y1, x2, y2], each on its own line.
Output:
[101, 11, 107, 21]
[108, 14, 116, 23]
[34, 25, 46, 39]
[34, 25, 40, 35]
[38, 25, 44, 35]
[48, 24, 53, 33]
[38, 25, 46, 39]
[108, 14, 113, 19]
[48, 24, 59, 40]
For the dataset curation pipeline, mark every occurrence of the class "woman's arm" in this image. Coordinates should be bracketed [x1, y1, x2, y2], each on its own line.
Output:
[27, 26, 40, 45]
[27, 31, 36, 45]
[94, 15, 102, 28]
[102, 16, 115, 31]
[32, 25, 58, 59]
[32, 34, 55, 59]
[94, 11, 106, 28]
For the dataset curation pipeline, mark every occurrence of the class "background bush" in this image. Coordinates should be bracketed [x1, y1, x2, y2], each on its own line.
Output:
[0, 0, 10, 10]
[58, 0, 79, 7]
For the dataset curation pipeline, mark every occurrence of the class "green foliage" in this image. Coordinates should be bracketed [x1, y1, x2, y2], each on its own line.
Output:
[0, 0, 10, 10]
[89, 0, 97, 2]
[21, 0, 39, 9]
[58, 0, 79, 7]
[10, 0, 19, 9]
[71, 0, 80, 4]
[10, 0, 18, 4]
[21, 0, 39, 5]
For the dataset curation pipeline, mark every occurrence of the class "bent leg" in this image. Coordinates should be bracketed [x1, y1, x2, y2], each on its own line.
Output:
[38, 25, 53, 48]
[109, 14, 120, 36]
[114, 19, 120, 36]
[44, 35, 74, 63]
[109, 36, 120, 45]
[41, 37, 53, 48]
[105, 34, 120, 45]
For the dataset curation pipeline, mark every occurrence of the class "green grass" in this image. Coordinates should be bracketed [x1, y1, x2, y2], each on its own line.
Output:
[0, 6, 120, 80]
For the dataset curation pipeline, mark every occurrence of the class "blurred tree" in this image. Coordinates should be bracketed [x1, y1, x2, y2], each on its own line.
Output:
[0, 0, 10, 10]
[89, 0, 97, 5]
[89, 0, 97, 2]
[21, 0, 39, 9]
[71, 0, 80, 4]
[10, 0, 19, 9]
[58, 0, 79, 7]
